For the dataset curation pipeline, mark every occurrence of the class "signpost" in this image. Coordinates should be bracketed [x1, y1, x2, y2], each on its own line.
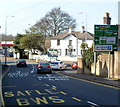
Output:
[94, 25, 118, 79]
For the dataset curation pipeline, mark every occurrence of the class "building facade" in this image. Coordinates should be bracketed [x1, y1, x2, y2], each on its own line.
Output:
[50, 31, 94, 57]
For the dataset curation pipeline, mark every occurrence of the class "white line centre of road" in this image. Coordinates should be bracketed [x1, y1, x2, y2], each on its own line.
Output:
[87, 101, 99, 106]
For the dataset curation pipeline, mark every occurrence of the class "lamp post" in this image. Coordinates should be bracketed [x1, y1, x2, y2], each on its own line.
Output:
[4, 16, 15, 66]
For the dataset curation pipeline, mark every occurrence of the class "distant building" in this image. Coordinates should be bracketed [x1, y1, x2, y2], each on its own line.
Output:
[0, 34, 15, 54]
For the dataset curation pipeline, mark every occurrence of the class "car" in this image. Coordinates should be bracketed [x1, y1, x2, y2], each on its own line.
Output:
[71, 62, 78, 69]
[50, 61, 67, 70]
[7, 52, 13, 57]
[16, 59, 27, 67]
[37, 62, 52, 74]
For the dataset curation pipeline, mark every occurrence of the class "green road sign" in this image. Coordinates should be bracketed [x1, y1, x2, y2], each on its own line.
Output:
[94, 25, 118, 52]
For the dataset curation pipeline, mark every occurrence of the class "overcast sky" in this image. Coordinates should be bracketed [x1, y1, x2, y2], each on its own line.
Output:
[0, 0, 119, 36]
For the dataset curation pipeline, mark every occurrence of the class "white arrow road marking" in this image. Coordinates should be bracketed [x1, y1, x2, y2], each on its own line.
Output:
[31, 71, 34, 73]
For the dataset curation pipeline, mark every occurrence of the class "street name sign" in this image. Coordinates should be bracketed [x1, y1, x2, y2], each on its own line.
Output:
[94, 25, 118, 52]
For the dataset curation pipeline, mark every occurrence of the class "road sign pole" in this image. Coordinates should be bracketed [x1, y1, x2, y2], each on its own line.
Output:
[94, 52, 97, 80]
[108, 52, 111, 79]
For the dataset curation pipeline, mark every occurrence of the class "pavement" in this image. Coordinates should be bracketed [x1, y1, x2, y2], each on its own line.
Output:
[58, 70, 120, 89]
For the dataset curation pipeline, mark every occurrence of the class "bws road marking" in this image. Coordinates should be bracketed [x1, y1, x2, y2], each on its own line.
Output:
[16, 96, 65, 106]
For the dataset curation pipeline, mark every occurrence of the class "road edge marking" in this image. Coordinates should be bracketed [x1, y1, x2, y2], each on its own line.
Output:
[1, 65, 11, 107]
[57, 72, 120, 90]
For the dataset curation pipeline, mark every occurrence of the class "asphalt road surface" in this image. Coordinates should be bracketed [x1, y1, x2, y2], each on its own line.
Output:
[2, 59, 120, 107]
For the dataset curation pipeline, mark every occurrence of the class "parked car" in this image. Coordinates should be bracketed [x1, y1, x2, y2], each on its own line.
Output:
[71, 62, 78, 69]
[7, 52, 13, 57]
[16, 60, 27, 67]
[50, 61, 67, 70]
[37, 62, 52, 74]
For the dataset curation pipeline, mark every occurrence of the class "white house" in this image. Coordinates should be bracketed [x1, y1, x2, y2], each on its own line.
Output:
[50, 30, 94, 57]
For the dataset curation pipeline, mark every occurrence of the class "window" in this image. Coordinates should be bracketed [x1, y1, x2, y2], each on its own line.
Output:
[57, 40, 60, 46]
[69, 40, 72, 46]
[65, 49, 68, 55]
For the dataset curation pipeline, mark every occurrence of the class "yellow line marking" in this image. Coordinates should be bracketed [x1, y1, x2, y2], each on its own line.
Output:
[72, 97, 81, 102]
[60, 91, 67, 95]
[52, 88, 57, 90]
[1, 94, 5, 107]
[57, 72, 120, 90]
[2, 86, 16, 88]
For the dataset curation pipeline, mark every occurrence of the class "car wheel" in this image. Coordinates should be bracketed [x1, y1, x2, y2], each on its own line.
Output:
[59, 67, 62, 71]
[37, 71, 39, 74]
[65, 66, 67, 69]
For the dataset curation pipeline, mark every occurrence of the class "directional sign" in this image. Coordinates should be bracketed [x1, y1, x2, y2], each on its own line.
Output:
[95, 45, 112, 51]
[94, 25, 118, 52]
[99, 37, 116, 44]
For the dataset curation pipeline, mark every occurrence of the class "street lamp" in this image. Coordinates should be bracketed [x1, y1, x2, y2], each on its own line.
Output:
[4, 16, 15, 66]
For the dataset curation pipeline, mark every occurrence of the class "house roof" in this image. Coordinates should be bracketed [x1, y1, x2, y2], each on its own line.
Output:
[50, 31, 94, 40]
[50, 32, 69, 40]
[77, 32, 94, 40]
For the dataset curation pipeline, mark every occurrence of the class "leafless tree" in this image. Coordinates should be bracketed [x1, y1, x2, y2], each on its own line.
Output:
[34, 7, 76, 37]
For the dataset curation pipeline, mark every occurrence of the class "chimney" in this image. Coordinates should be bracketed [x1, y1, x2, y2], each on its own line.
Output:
[82, 26, 85, 33]
[69, 27, 74, 33]
[103, 12, 111, 25]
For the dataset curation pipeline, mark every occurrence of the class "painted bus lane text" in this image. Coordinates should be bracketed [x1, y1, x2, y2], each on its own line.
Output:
[3, 87, 90, 106]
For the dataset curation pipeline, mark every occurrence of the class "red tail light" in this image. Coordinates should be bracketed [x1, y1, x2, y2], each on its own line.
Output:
[48, 66, 51, 68]
[38, 66, 42, 68]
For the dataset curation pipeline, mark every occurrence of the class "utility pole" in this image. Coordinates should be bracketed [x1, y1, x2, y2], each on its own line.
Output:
[4, 16, 15, 66]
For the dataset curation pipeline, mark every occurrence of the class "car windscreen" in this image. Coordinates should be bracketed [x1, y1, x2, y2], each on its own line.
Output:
[19, 60, 26, 62]
[39, 63, 50, 66]
[51, 62, 59, 64]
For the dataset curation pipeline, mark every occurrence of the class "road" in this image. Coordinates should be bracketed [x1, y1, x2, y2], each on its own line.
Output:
[1, 58, 119, 107]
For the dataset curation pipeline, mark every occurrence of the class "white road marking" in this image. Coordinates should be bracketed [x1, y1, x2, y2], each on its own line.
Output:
[87, 101, 99, 106]
[52, 86, 56, 89]
[7, 71, 29, 77]
[31, 71, 34, 73]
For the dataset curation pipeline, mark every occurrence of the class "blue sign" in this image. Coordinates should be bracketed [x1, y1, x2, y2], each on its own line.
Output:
[95, 45, 112, 51]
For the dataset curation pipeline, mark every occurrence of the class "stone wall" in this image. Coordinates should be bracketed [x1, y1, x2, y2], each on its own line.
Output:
[91, 51, 120, 79]
[114, 51, 120, 79]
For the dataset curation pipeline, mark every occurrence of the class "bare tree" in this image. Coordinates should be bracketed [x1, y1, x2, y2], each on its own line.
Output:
[34, 7, 76, 36]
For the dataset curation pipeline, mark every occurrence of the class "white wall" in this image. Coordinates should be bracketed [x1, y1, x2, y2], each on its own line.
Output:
[50, 35, 93, 57]
[13, 53, 20, 59]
